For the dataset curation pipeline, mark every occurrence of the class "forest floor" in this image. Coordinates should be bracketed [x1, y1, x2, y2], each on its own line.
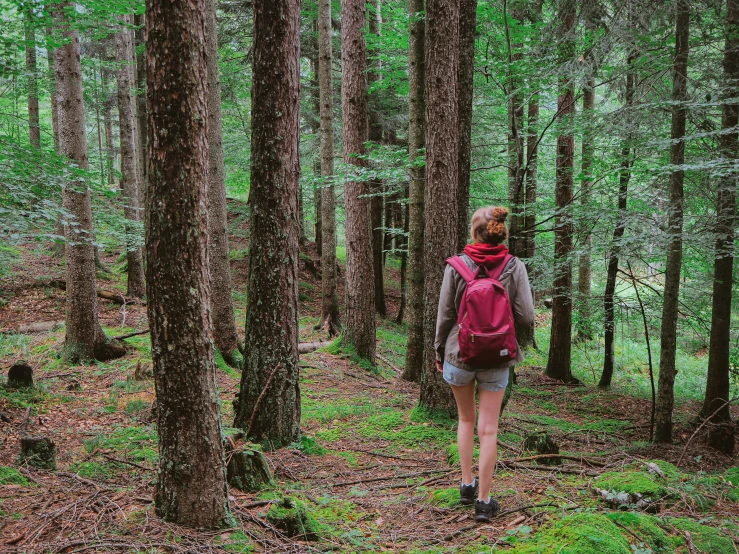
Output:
[1, 203, 738, 553]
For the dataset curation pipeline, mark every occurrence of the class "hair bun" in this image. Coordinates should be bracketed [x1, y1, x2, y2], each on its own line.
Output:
[492, 207, 508, 222]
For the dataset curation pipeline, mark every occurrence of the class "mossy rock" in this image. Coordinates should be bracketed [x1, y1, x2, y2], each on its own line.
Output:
[266, 497, 324, 540]
[595, 470, 668, 499]
[428, 487, 459, 508]
[0, 466, 30, 486]
[662, 517, 735, 554]
[607, 512, 672, 554]
[509, 512, 631, 553]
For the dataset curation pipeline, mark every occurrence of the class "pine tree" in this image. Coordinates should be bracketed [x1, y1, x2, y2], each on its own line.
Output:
[233, 0, 302, 444]
[341, 0, 376, 360]
[25, 3, 40, 148]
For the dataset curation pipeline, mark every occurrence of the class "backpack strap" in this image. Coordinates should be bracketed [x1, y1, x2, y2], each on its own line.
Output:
[446, 256, 475, 283]
[489, 254, 515, 281]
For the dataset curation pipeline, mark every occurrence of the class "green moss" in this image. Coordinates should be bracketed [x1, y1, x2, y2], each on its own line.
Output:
[216, 530, 254, 553]
[510, 513, 631, 554]
[266, 498, 325, 540]
[663, 518, 735, 554]
[326, 337, 378, 372]
[0, 466, 30, 486]
[100, 425, 158, 464]
[725, 467, 739, 486]
[294, 435, 326, 456]
[69, 461, 115, 480]
[446, 443, 480, 466]
[595, 470, 668, 499]
[646, 459, 682, 481]
[428, 487, 459, 508]
[409, 405, 457, 427]
[607, 512, 672, 554]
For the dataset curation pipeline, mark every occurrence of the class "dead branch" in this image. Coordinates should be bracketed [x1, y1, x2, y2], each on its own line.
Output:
[111, 329, 149, 341]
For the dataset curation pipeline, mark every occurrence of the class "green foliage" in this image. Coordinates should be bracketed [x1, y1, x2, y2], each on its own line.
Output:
[293, 435, 326, 456]
[325, 337, 378, 372]
[96, 425, 157, 465]
[428, 487, 459, 508]
[509, 512, 631, 553]
[69, 461, 115, 480]
[124, 398, 149, 417]
[0, 466, 30, 486]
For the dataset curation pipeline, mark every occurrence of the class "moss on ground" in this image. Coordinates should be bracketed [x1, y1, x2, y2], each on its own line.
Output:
[294, 435, 326, 456]
[595, 465, 669, 499]
[0, 466, 30, 486]
[509, 512, 632, 553]
[427, 487, 459, 508]
[607, 512, 673, 554]
[663, 517, 735, 554]
[69, 461, 116, 480]
[266, 498, 325, 540]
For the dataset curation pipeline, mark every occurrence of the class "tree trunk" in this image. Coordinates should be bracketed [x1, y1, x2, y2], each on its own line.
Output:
[420, 0, 458, 413]
[701, 0, 737, 455]
[506, 9, 525, 258]
[396, 192, 409, 324]
[102, 69, 116, 186]
[576, 73, 595, 342]
[134, 14, 147, 207]
[233, 0, 301, 445]
[341, 0, 376, 361]
[26, 7, 40, 148]
[54, 4, 125, 364]
[600, 49, 635, 388]
[116, 15, 146, 299]
[318, 0, 340, 335]
[47, 27, 60, 152]
[457, 0, 477, 253]
[655, 0, 690, 444]
[402, 0, 426, 383]
[311, 52, 323, 255]
[368, 0, 386, 317]
[544, 0, 576, 383]
[206, 0, 242, 367]
[145, 0, 229, 527]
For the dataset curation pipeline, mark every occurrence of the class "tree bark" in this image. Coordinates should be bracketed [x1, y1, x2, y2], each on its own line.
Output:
[396, 191, 409, 324]
[26, 6, 40, 148]
[576, 73, 595, 342]
[701, 0, 737, 455]
[600, 49, 635, 388]
[457, 0, 477, 253]
[116, 15, 146, 299]
[402, 0, 426, 383]
[523, 92, 538, 264]
[655, 0, 690, 444]
[206, 0, 242, 367]
[341, 0, 376, 360]
[318, 0, 340, 335]
[145, 0, 229, 527]
[311, 52, 323, 255]
[420, 0, 458, 413]
[102, 69, 116, 187]
[506, 7, 525, 258]
[46, 27, 60, 152]
[233, 0, 301, 445]
[544, 0, 576, 383]
[54, 4, 125, 364]
[134, 14, 147, 207]
[368, 0, 386, 317]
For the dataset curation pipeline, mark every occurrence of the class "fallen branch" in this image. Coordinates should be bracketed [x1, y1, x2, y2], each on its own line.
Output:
[376, 353, 402, 373]
[2, 321, 65, 334]
[37, 278, 144, 306]
[331, 469, 447, 488]
[499, 461, 599, 477]
[101, 453, 154, 471]
[298, 341, 332, 354]
[502, 453, 605, 467]
[684, 531, 699, 554]
[112, 329, 149, 341]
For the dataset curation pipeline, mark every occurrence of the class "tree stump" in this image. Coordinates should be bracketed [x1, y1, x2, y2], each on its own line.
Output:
[19, 435, 56, 470]
[523, 432, 560, 465]
[8, 362, 33, 389]
[225, 443, 273, 492]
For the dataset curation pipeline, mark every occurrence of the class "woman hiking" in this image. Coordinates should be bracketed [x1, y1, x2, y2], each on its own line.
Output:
[435, 206, 535, 522]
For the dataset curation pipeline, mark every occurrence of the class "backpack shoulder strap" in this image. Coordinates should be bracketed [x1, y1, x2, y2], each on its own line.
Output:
[490, 254, 515, 281]
[446, 256, 475, 283]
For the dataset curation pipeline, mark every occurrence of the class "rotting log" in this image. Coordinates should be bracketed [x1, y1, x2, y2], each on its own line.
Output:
[8, 362, 33, 388]
[35, 278, 144, 306]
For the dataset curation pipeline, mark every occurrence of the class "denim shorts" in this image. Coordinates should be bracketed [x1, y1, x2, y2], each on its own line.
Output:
[442, 360, 510, 392]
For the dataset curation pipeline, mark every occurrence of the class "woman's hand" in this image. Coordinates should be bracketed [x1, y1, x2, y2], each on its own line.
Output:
[436, 360, 443, 373]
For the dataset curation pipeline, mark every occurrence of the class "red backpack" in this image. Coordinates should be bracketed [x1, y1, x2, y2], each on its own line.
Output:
[446, 255, 518, 368]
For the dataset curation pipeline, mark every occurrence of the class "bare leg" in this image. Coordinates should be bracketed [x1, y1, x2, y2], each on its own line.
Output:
[450, 382, 476, 484]
[477, 388, 505, 500]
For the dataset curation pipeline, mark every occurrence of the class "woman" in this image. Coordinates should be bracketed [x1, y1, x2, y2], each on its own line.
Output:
[434, 206, 535, 522]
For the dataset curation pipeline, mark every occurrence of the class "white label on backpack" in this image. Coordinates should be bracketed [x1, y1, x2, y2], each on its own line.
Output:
[500, 349, 509, 356]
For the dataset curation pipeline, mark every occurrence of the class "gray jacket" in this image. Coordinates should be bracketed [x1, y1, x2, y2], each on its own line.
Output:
[434, 254, 535, 371]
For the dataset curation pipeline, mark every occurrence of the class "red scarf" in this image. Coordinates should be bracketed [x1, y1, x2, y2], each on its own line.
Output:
[463, 242, 509, 272]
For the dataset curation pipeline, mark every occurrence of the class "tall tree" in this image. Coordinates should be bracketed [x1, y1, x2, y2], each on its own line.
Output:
[576, 72, 595, 342]
[116, 15, 146, 298]
[318, 0, 340, 335]
[655, 0, 690, 444]
[102, 68, 116, 186]
[544, 0, 576, 383]
[145, 0, 229, 526]
[134, 14, 146, 200]
[206, 0, 242, 367]
[341, 0, 376, 360]
[600, 45, 636, 388]
[54, 4, 125, 363]
[701, 0, 737, 454]
[46, 26, 59, 152]
[457, 0, 477, 252]
[233, 0, 302, 444]
[401, 0, 426, 382]
[420, 0, 458, 412]
[25, 4, 40, 148]
[368, 0, 386, 317]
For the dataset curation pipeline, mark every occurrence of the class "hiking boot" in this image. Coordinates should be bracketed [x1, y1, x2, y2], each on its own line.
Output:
[474, 497, 500, 522]
[459, 478, 478, 505]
